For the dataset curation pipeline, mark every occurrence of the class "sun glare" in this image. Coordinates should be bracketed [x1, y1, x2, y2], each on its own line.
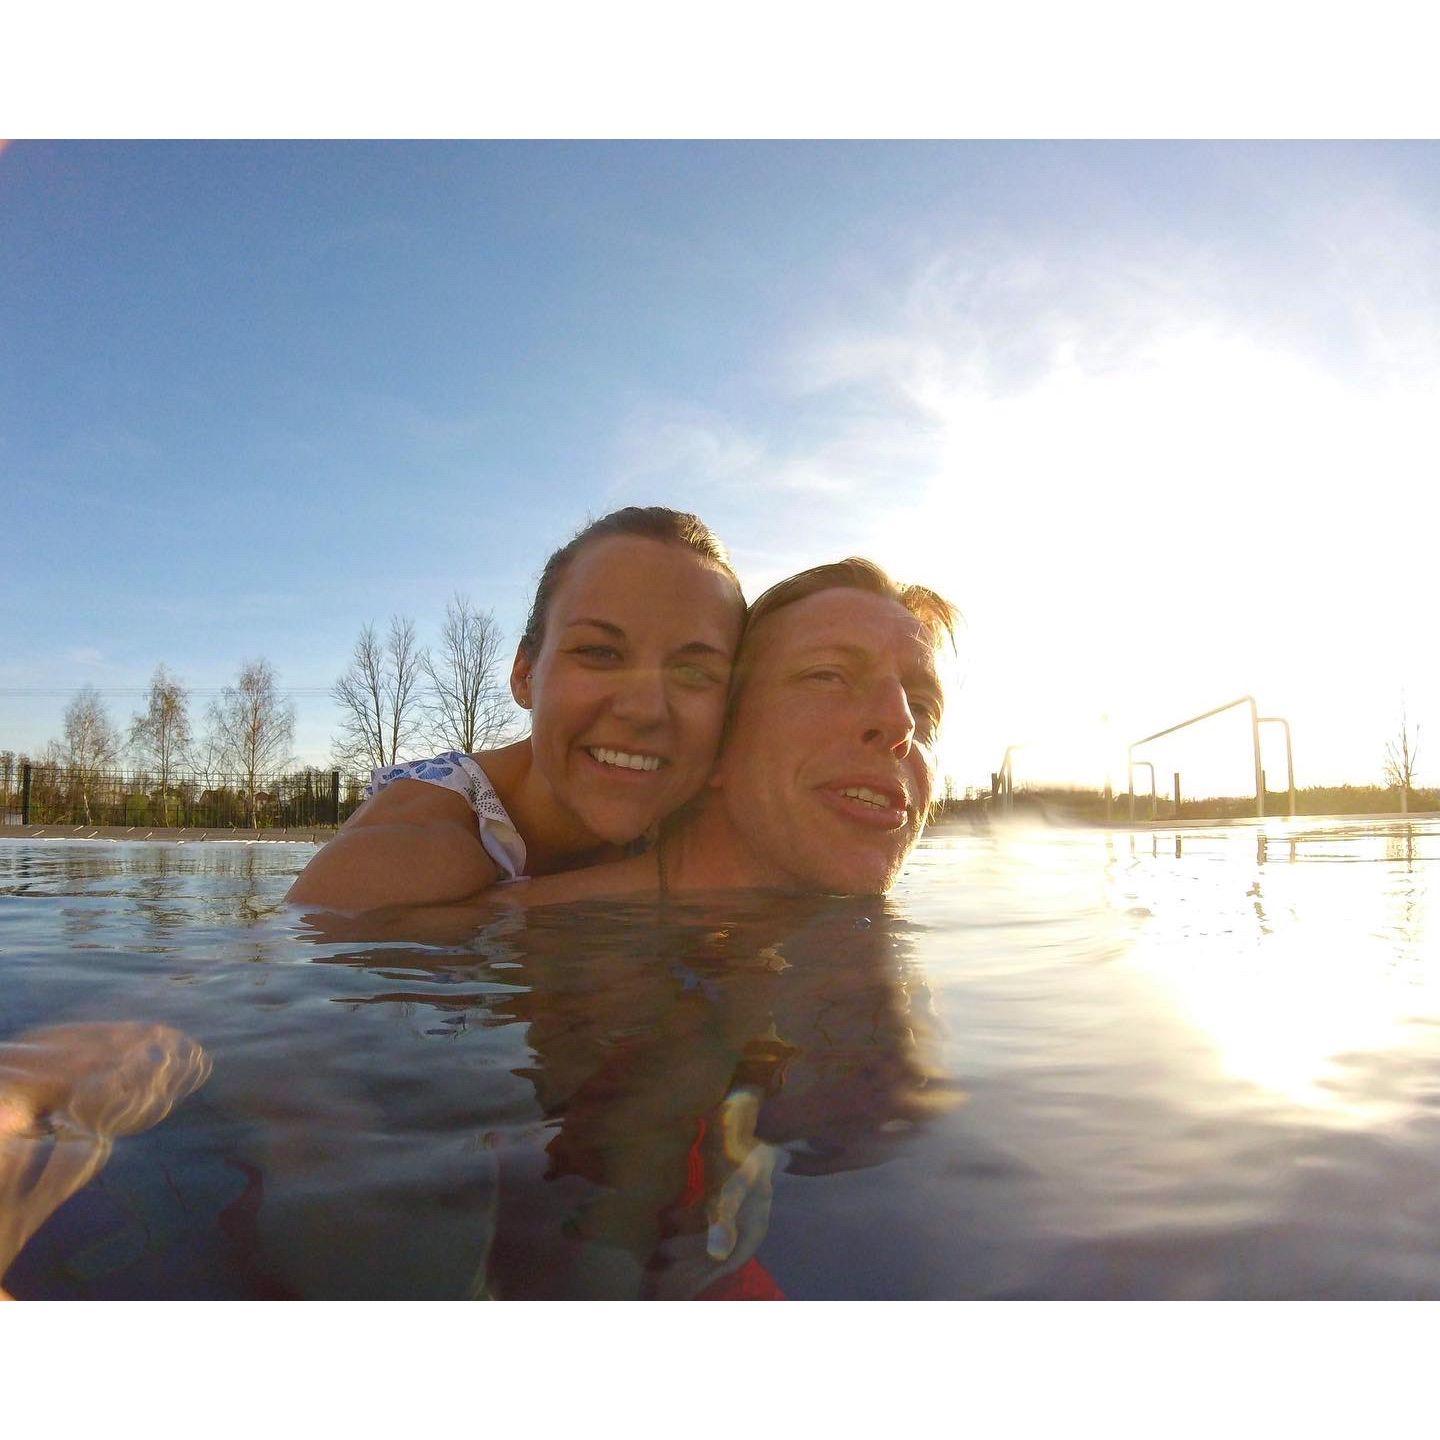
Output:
[869, 323, 1440, 791]
[1113, 829, 1436, 1119]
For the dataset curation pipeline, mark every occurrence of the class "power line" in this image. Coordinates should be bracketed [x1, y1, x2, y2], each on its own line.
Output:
[0, 687, 335, 698]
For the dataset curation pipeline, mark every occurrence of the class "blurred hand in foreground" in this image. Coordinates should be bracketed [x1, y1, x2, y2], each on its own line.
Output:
[0, 1022, 212, 1296]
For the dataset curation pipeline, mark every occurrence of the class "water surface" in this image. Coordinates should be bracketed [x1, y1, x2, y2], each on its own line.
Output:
[2, 818, 1437, 1298]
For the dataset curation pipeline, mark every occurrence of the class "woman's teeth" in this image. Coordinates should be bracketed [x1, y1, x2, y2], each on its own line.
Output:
[588, 747, 662, 772]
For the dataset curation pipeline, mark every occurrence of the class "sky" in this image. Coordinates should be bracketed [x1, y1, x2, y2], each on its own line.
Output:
[4, 140, 1439, 797]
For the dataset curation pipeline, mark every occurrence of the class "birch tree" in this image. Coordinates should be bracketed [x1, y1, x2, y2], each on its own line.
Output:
[129, 665, 192, 824]
[209, 660, 295, 827]
[331, 616, 427, 773]
[56, 686, 122, 823]
[423, 594, 522, 755]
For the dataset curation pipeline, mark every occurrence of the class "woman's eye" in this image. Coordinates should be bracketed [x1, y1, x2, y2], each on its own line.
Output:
[672, 663, 720, 687]
[571, 645, 622, 662]
[805, 668, 848, 685]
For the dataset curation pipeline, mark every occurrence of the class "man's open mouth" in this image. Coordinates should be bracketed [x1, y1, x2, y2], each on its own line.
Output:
[821, 780, 910, 827]
[586, 747, 665, 773]
[838, 785, 902, 811]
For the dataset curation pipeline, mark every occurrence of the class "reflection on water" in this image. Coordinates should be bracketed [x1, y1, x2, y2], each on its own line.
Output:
[2, 820, 1440, 1297]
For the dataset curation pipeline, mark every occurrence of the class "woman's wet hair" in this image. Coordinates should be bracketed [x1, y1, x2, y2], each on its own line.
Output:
[518, 506, 744, 657]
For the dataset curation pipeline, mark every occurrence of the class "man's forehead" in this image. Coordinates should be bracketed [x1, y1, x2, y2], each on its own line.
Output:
[762, 587, 942, 677]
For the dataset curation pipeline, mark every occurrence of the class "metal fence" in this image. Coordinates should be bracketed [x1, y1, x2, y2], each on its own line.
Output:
[0, 761, 368, 829]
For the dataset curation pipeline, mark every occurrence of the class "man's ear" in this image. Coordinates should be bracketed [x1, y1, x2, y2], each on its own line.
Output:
[510, 648, 534, 709]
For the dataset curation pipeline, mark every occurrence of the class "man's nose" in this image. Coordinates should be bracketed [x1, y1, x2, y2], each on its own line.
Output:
[610, 666, 668, 726]
[861, 676, 915, 755]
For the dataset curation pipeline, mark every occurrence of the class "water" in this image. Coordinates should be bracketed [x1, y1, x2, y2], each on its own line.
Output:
[0, 818, 1436, 1298]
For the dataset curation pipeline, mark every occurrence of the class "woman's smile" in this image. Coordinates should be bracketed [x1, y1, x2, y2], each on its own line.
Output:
[582, 746, 667, 774]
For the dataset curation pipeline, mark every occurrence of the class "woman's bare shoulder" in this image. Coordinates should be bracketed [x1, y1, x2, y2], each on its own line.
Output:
[347, 776, 478, 830]
[286, 777, 500, 911]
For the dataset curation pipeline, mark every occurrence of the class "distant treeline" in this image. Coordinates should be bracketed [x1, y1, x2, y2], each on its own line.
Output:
[936, 783, 1439, 823]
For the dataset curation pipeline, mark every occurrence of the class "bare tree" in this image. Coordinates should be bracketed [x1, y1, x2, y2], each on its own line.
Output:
[187, 723, 228, 788]
[423, 594, 523, 755]
[331, 616, 428, 773]
[209, 660, 296, 828]
[55, 686, 122, 823]
[1384, 702, 1421, 814]
[129, 665, 192, 825]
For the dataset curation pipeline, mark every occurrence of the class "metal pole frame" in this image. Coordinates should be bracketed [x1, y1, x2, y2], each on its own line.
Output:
[1127, 759, 1157, 822]
[1129, 695, 1265, 819]
[999, 745, 1023, 816]
[1257, 716, 1296, 818]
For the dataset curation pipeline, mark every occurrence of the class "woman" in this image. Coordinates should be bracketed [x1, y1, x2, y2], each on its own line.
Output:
[287, 507, 745, 912]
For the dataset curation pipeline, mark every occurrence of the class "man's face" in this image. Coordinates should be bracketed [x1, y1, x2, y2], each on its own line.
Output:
[711, 587, 944, 894]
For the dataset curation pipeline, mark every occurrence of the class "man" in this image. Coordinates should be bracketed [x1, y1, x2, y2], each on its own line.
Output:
[515, 556, 957, 906]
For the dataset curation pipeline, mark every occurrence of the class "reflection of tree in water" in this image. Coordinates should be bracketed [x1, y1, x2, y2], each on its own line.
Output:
[0, 841, 291, 929]
[1382, 825, 1424, 961]
[1384, 826, 1417, 869]
[467, 897, 961, 1298]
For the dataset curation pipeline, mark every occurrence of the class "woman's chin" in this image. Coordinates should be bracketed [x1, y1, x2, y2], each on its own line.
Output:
[582, 814, 656, 848]
[567, 796, 667, 850]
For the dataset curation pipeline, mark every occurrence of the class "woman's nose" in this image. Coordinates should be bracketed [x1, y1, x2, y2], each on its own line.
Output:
[609, 666, 668, 725]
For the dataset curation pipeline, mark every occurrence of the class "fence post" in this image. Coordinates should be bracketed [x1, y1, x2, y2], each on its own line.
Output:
[21, 763, 32, 825]
[1173, 771, 1181, 819]
[330, 770, 341, 826]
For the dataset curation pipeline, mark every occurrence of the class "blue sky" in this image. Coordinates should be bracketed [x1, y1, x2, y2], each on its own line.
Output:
[5, 141, 1439, 792]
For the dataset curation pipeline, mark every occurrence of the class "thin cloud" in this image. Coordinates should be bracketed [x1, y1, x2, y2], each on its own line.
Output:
[608, 407, 768, 494]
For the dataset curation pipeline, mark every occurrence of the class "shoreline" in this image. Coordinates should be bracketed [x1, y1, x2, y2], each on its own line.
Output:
[0, 824, 335, 845]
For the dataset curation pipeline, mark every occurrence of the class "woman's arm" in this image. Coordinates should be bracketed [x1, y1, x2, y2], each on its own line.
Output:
[285, 779, 501, 912]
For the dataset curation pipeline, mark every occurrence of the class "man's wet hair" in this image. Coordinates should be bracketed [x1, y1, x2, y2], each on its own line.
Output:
[732, 557, 961, 702]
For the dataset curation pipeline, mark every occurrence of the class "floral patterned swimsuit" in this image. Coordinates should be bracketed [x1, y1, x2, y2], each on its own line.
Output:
[365, 751, 527, 879]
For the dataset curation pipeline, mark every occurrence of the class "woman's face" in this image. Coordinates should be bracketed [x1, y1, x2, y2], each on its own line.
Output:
[513, 535, 744, 846]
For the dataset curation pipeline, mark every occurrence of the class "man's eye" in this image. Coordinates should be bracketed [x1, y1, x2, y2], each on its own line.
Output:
[805, 668, 848, 685]
[571, 645, 622, 662]
[912, 704, 941, 741]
